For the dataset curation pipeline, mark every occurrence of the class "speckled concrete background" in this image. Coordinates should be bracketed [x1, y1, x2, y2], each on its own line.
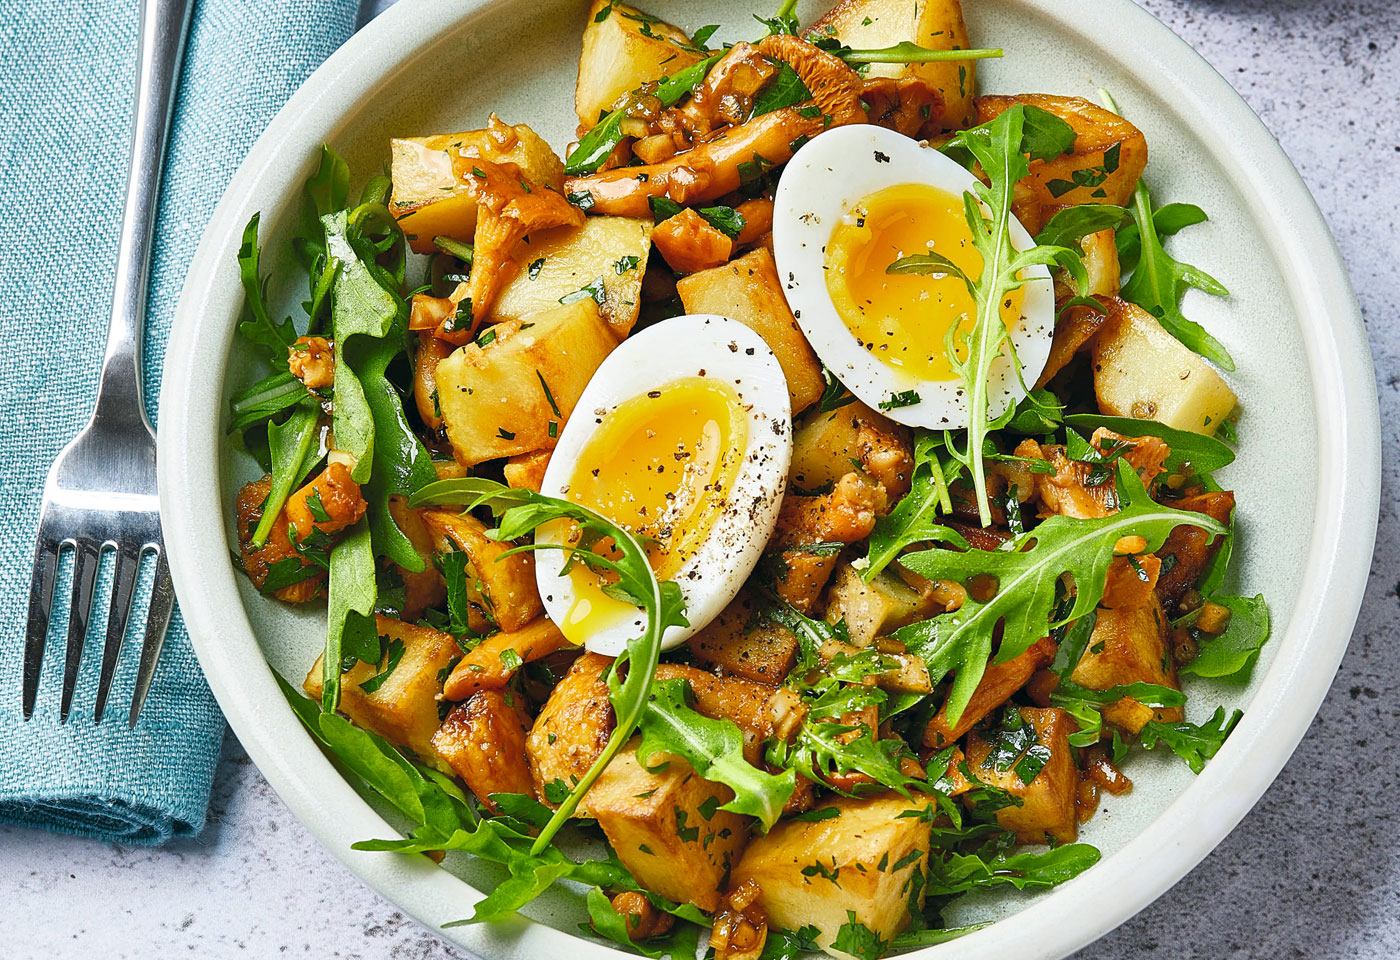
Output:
[2, 1, 1396, 957]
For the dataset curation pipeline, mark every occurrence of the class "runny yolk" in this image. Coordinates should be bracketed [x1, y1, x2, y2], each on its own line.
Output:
[825, 182, 1026, 382]
[553, 377, 747, 644]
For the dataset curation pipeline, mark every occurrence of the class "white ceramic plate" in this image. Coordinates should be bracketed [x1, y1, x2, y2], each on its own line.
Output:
[158, 1, 1381, 957]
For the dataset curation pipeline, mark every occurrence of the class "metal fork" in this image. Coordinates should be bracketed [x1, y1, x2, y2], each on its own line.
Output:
[21, 0, 194, 726]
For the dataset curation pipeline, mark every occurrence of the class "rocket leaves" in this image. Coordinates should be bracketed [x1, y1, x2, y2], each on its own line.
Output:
[925, 104, 1091, 527]
[863, 431, 968, 580]
[636, 679, 796, 830]
[893, 461, 1226, 725]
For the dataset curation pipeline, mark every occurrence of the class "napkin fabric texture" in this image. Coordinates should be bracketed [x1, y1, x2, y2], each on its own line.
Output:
[0, 0, 358, 844]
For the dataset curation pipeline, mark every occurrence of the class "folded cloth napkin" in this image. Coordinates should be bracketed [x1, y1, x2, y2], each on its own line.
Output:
[0, 0, 358, 844]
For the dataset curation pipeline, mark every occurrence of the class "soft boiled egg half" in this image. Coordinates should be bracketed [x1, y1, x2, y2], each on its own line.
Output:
[535, 314, 792, 656]
[772, 124, 1056, 428]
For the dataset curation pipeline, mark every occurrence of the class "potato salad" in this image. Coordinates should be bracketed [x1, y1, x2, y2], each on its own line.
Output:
[226, 1, 1270, 957]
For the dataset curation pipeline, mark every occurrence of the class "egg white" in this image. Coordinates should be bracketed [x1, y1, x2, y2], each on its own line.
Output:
[772, 124, 1056, 429]
[535, 314, 792, 656]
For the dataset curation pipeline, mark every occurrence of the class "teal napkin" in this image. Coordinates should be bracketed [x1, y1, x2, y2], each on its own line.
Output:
[0, 0, 358, 844]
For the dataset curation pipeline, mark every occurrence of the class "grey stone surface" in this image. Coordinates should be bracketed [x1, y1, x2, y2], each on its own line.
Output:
[2, 1, 1396, 958]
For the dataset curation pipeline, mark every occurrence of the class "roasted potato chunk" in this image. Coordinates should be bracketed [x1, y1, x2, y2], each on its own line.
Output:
[503, 449, 553, 492]
[527, 652, 614, 816]
[304, 615, 461, 763]
[688, 589, 799, 684]
[790, 400, 914, 502]
[976, 94, 1148, 216]
[489, 216, 653, 337]
[1092, 298, 1237, 434]
[421, 509, 542, 632]
[652, 207, 734, 275]
[823, 564, 937, 648]
[575, 0, 705, 131]
[390, 117, 565, 254]
[443, 618, 571, 701]
[1071, 594, 1182, 733]
[436, 299, 618, 466]
[677, 247, 824, 415]
[964, 706, 1080, 844]
[431, 690, 535, 813]
[811, 0, 974, 129]
[589, 738, 751, 912]
[730, 793, 930, 959]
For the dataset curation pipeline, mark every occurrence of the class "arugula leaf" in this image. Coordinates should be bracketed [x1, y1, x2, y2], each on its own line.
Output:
[410, 478, 688, 854]
[1034, 204, 1129, 249]
[766, 683, 926, 796]
[1062, 413, 1235, 474]
[293, 144, 350, 275]
[932, 104, 1090, 526]
[637, 679, 796, 829]
[924, 843, 1100, 896]
[323, 208, 437, 571]
[583, 887, 701, 959]
[248, 402, 321, 547]
[339, 609, 382, 670]
[831, 913, 888, 960]
[236, 213, 298, 363]
[322, 522, 376, 712]
[566, 53, 722, 175]
[895, 461, 1225, 724]
[1118, 177, 1233, 370]
[1004, 387, 1065, 435]
[1116, 202, 1208, 276]
[1179, 594, 1270, 678]
[1140, 706, 1242, 773]
[227, 371, 314, 436]
[864, 431, 969, 579]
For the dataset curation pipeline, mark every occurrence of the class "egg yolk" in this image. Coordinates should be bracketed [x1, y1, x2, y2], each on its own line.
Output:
[554, 377, 747, 644]
[825, 182, 1026, 382]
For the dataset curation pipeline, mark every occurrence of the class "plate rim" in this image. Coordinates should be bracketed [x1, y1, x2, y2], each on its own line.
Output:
[156, 0, 1381, 957]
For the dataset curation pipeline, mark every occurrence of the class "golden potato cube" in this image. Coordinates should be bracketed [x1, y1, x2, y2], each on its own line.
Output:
[576, 0, 705, 131]
[390, 120, 565, 254]
[730, 793, 930, 959]
[964, 706, 1080, 844]
[791, 399, 913, 500]
[976, 94, 1149, 209]
[431, 690, 535, 813]
[1092, 299, 1237, 435]
[503, 449, 552, 492]
[527, 652, 614, 817]
[304, 614, 461, 764]
[421, 508, 542, 632]
[1071, 594, 1183, 733]
[688, 589, 798, 685]
[811, 0, 976, 129]
[588, 738, 751, 912]
[823, 563, 936, 647]
[436, 299, 618, 466]
[677, 247, 825, 415]
[489, 215, 653, 337]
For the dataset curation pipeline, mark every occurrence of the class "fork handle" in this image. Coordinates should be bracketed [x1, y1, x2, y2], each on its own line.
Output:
[95, 0, 195, 432]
